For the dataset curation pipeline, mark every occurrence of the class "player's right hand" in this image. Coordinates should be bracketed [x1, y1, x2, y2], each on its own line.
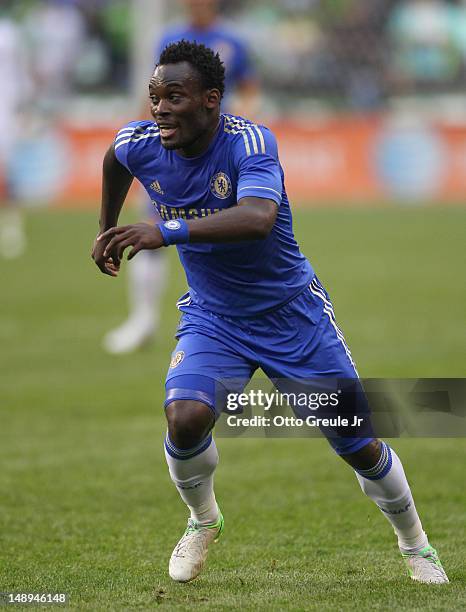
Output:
[91, 232, 121, 277]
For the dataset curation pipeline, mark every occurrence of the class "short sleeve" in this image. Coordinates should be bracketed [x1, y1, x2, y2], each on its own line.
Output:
[234, 126, 282, 206]
[113, 121, 148, 174]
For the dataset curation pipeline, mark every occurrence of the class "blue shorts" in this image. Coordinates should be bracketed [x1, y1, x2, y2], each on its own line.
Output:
[165, 276, 374, 455]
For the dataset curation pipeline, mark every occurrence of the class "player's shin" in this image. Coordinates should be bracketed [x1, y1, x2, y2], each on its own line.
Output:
[103, 250, 167, 353]
[354, 442, 428, 552]
[164, 433, 220, 525]
[129, 249, 167, 326]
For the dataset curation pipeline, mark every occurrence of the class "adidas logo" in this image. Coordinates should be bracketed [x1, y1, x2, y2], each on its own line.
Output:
[150, 180, 164, 194]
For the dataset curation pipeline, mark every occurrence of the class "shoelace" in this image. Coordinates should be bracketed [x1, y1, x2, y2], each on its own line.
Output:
[173, 520, 212, 558]
[423, 551, 439, 563]
[185, 518, 199, 534]
[408, 547, 441, 565]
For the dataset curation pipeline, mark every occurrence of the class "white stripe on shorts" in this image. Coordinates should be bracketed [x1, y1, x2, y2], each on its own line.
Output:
[309, 281, 359, 375]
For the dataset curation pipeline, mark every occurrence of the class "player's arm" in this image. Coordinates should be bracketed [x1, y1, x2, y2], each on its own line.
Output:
[98, 197, 277, 263]
[91, 145, 134, 276]
[188, 197, 277, 242]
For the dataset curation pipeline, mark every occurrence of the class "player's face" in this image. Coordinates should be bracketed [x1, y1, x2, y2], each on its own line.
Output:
[149, 62, 220, 157]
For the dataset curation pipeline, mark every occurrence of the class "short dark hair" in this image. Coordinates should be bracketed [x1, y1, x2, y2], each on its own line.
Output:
[158, 40, 225, 99]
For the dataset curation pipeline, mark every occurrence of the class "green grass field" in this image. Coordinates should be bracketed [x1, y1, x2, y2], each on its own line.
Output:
[1, 208, 465, 611]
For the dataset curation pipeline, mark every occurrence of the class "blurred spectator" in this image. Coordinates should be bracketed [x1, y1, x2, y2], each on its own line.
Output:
[99, 1, 130, 89]
[159, 0, 260, 118]
[449, 0, 466, 76]
[324, 0, 393, 109]
[0, 0, 31, 258]
[22, 0, 86, 111]
[77, 0, 130, 91]
[237, 0, 394, 110]
[388, 0, 460, 92]
[237, 0, 322, 103]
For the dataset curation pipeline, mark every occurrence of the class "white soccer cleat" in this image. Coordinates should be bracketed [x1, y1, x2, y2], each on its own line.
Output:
[169, 511, 224, 583]
[102, 316, 155, 354]
[401, 545, 449, 584]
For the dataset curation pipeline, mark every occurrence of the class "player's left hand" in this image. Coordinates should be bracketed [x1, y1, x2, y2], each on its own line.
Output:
[98, 223, 165, 262]
[92, 232, 121, 277]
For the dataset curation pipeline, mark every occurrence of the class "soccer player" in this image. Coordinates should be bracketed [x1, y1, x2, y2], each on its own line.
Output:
[92, 41, 448, 585]
[102, 0, 259, 354]
[0, 4, 28, 259]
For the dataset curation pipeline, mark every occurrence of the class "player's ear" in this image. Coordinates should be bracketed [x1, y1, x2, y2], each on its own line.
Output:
[205, 88, 221, 109]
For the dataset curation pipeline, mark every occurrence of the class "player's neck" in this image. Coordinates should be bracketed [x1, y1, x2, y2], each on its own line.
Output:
[190, 15, 218, 30]
[176, 115, 221, 159]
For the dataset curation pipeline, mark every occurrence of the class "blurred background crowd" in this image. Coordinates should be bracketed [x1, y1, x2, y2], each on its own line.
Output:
[3, 0, 466, 112]
[2, 0, 466, 224]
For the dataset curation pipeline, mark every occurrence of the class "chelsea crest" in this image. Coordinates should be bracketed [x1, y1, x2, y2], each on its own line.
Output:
[210, 172, 232, 199]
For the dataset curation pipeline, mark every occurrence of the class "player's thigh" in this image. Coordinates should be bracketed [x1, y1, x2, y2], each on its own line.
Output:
[165, 328, 255, 419]
[259, 278, 358, 380]
[300, 276, 359, 379]
[262, 278, 374, 455]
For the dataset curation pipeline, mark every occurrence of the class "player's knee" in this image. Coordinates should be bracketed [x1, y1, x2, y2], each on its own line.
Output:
[165, 400, 215, 449]
[340, 438, 382, 471]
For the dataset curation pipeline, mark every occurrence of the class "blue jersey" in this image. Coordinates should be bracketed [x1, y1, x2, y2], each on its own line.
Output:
[157, 23, 254, 110]
[114, 114, 313, 316]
